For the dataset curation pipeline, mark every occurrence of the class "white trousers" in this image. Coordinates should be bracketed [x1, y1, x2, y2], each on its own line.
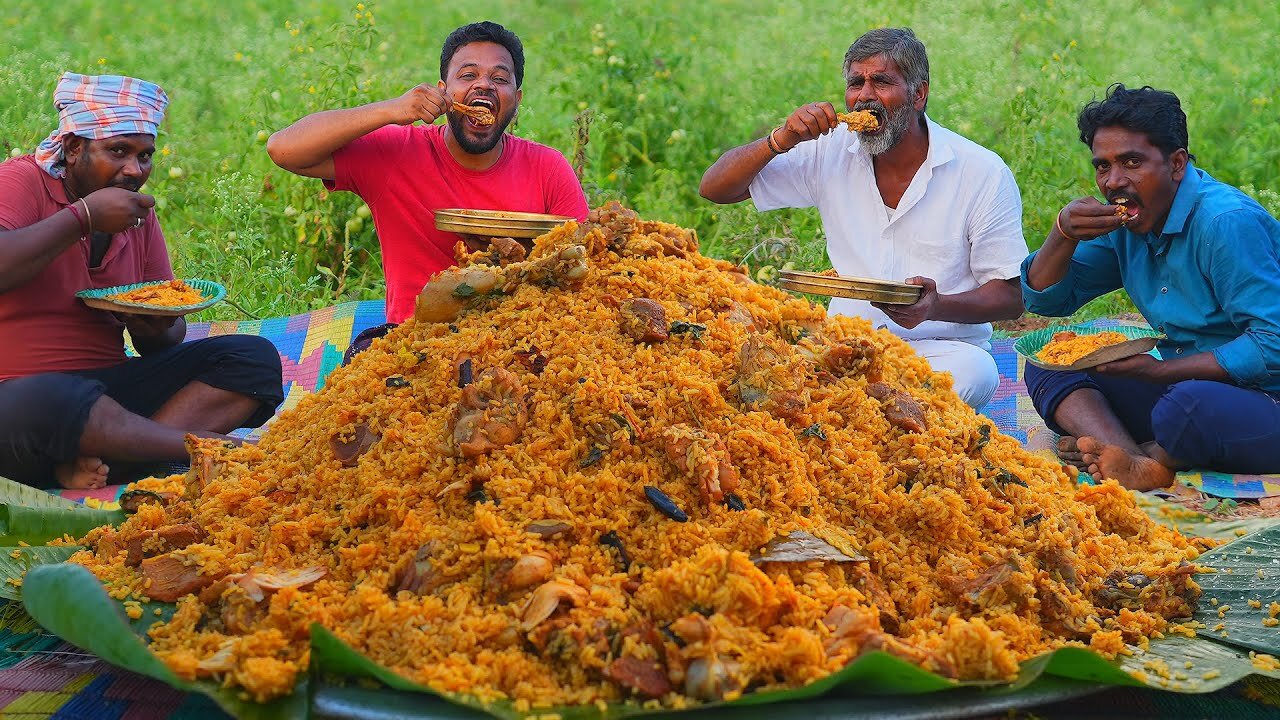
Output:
[907, 339, 999, 409]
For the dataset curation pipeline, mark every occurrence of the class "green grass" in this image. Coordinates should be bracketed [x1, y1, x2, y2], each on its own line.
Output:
[3, 1, 1277, 321]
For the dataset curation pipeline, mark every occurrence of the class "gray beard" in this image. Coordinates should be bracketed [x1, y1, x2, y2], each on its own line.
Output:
[859, 102, 914, 156]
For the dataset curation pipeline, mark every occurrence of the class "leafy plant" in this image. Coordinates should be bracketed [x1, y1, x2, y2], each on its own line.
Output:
[5, 1, 1274, 320]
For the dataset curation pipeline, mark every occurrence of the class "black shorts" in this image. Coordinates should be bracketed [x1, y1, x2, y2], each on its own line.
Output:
[0, 335, 283, 487]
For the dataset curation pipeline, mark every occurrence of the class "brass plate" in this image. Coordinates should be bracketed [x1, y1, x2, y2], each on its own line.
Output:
[778, 277, 920, 305]
[778, 269, 920, 295]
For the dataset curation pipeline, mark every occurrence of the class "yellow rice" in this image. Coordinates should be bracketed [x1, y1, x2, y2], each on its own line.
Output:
[72, 206, 1203, 711]
[106, 279, 205, 307]
[1036, 331, 1128, 366]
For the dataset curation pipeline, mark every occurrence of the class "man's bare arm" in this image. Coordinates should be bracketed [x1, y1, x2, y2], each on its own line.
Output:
[699, 102, 839, 204]
[698, 137, 779, 204]
[874, 277, 1022, 330]
[930, 277, 1024, 323]
[1027, 198, 1126, 291]
[0, 188, 154, 293]
[266, 84, 449, 180]
[127, 315, 187, 355]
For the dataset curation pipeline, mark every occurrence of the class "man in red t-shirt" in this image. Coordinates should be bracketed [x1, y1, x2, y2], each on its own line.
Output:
[267, 20, 589, 328]
[0, 73, 283, 490]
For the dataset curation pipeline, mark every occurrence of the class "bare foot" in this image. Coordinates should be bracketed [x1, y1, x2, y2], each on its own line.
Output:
[1055, 435, 1087, 470]
[55, 457, 110, 490]
[1077, 436, 1174, 491]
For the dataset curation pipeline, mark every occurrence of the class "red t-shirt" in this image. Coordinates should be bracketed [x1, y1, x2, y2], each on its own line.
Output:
[0, 155, 172, 380]
[325, 124, 589, 322]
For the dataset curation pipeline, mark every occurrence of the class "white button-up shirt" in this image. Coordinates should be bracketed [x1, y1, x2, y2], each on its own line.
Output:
[749, 116, 1028, 347]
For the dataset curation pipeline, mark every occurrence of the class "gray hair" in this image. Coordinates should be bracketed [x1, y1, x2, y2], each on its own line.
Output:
[843, 27, 930, 93]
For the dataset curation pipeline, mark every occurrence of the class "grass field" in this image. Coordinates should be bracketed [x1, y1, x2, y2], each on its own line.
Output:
[3, 1, 1278, 321]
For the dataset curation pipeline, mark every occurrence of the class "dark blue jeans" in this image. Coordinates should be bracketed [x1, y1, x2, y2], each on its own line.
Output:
[1024, 364, 1280, 474]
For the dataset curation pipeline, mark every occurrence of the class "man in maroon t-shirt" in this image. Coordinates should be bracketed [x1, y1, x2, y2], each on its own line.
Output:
[0, 73, 283, 490]
[267, 20, 589, 331]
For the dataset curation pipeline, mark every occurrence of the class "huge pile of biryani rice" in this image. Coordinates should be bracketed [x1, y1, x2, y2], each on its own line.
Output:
[73, 204, 1204, 712]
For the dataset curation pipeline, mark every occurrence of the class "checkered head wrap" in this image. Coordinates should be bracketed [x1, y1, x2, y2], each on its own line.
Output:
[33, 72, 169, 178]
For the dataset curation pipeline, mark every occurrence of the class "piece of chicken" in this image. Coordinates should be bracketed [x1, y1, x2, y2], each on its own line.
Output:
[865, 383, 927, 433]
[452, 366, 529, 457]
[98, 524, 205, 567]
[620, 298, 669, 343]
[735, 334, 808, 420]
[836, 110, 879, 132]
[452, 101, 495, 126]
[661, 424, 740, 504]
[414, 245, 589, 323]
[141, 553, 216, 602]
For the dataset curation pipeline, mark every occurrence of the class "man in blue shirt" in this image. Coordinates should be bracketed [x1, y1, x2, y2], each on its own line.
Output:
[1021, 84, 1280, 490]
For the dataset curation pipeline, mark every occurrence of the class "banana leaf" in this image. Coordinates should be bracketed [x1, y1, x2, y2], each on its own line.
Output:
[0, 476, 90, 510]
[1193, 525, 1280, 657]
[1118, 634, 1280, 691]
[0, 545, 80, 600]
[21, 563, 307, 720]
[309, 624, 1278, 719]
[0, 504, 125, 546]
[1133, 490, 1280, 541]
[0, 475, 125, 545]
[311, 625, 987, 719]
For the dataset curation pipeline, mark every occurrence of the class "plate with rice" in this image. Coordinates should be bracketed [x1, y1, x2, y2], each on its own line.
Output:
[1016, 324, 1163, 371]
[76, 279, 226, 317]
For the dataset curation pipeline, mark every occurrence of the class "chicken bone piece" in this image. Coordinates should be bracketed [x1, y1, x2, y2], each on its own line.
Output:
[414, 245, 589, 323]
[836, 110, 879, 132]
[660, 424, 740, 504]
[452, 101, 495, 126]
[451, 366, 529, 457]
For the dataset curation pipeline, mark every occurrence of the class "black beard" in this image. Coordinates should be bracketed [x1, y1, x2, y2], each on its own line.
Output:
[447, 112, 511, 155]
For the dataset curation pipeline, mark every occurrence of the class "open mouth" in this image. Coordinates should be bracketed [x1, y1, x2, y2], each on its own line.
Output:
[1109, 195, 1141, 224]
[852, 106, 886, 133]
[458, 97, 497, 129]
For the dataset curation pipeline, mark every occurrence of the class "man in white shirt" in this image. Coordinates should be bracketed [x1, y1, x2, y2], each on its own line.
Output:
[700, 27, 1027, 408]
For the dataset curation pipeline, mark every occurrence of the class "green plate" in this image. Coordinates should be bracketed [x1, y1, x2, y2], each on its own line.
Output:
[1015, 324, 1163, 371]
[76, 279, 226, 317]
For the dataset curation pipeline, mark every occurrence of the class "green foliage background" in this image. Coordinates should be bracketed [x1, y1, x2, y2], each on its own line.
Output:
[2, 0, 1277, 319]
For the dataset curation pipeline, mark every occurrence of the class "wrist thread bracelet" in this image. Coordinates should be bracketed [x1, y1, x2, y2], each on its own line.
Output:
[1053, 209, 1077, 242]
[766, 126, 786, 155]
[66, 203, 88, 238]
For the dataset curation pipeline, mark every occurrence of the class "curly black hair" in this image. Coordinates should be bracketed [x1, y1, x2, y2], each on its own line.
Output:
[440, 21, 524, 88]
[1078, 83, 1195, 161]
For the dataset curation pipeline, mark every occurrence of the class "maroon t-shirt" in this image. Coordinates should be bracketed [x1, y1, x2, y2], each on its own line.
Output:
[325, 124, 589, 323]
[0, 155, 172, 380]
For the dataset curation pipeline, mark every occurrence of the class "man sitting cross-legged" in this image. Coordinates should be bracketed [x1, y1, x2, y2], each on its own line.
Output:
[1022, 84, 1280, 490]
[0, 73, 284, 490]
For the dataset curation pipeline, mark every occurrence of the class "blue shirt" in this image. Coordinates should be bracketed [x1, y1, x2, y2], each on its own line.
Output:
[1021, 166, 1280, 391]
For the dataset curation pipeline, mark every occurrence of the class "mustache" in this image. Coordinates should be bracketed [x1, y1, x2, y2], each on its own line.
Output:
[113, 180, 143, 192]
[853, 100, 888, 119]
